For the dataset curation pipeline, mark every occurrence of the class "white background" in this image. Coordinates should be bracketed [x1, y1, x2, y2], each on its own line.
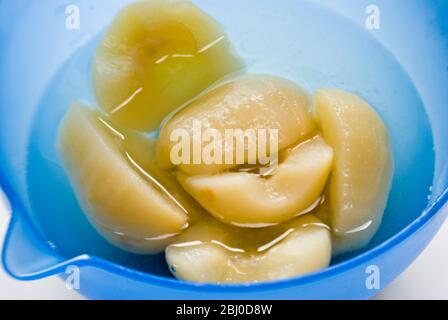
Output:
[0, 191, 447, 300]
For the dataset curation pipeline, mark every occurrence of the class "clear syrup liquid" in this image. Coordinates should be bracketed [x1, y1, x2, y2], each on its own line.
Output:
[26, 0, 434, 276]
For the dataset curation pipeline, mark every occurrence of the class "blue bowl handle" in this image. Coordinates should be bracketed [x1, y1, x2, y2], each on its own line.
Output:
[2, 202, 77, 280]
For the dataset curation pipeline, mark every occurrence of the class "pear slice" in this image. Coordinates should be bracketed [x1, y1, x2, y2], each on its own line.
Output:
[57, 103, 188, 254]
[157, 74, 315, 175]
[314, 89, 393, 254]
[177, 136, 333, 226]
[93, 0, 244, 132]
[166, 215, 331, 283]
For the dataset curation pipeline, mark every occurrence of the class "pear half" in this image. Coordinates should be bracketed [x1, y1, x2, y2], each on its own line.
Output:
[157, 74, 315, 175]
[93, 0, 244, 132]
[178, 136, 333, 226]
[57, 103, 188, 254]
[314, 89, 393, 254]
[166, 215, 331, 283]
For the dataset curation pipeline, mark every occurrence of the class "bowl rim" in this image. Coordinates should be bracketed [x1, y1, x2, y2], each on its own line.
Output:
[1, 166, 447, 293]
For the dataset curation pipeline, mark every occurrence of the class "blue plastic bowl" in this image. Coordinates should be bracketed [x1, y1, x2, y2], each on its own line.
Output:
[1, 0, 447, 299]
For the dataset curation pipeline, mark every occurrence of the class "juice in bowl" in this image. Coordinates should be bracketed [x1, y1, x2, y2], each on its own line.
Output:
[0, 0, 447, 299]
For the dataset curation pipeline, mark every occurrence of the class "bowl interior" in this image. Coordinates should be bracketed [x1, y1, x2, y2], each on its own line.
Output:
[1, 0, 447, 281]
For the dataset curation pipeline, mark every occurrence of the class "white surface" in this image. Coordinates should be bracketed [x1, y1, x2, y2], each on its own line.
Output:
[0, 190, 447, 300]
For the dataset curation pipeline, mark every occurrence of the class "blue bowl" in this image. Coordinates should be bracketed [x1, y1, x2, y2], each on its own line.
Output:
[1, 0, 447, 299]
